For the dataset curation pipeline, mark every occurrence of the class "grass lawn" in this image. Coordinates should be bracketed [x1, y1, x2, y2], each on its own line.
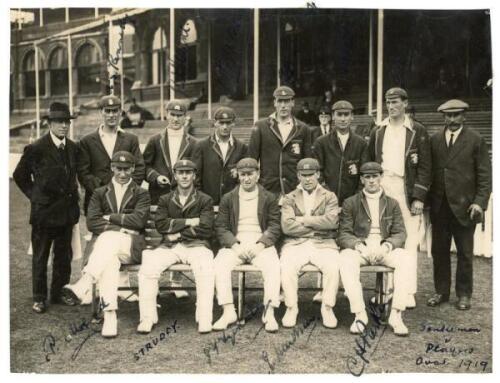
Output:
[9, 180, 492, 374]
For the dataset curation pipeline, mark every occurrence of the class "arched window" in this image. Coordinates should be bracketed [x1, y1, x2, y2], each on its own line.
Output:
[48, 46, 68, 95]
[23, 50, 45, 97]
[176, 19, 198, 82]
[151, 27, 167, 85]
[76, 42, 101, 94]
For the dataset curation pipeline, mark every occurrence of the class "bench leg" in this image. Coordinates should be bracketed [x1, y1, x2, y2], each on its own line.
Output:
[237, 271, 246, 325]
[91, 282, 98, 322]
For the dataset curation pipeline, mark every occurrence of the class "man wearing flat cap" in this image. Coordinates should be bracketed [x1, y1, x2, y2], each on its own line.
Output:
[338, 162, 411, 336]
[192, 106, 248, 205]
[14, 102, 81, 313]
[248, 85, 312, 198]
[367, 87, 432, 308]
[137, 159, 215, 334]
[427, 99, 491, 310]
[62, 151, 150, 337]
[280, 158, 341, 329]
[310, 105, 333, 143]
[213, 158, 281, 332]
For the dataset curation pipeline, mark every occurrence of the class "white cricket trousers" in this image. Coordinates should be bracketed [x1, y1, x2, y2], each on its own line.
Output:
[83, 231, 134, 311]
[280, 240, 341, 308]
[381, 173, 420, 294]
[138, 243, 214, 325]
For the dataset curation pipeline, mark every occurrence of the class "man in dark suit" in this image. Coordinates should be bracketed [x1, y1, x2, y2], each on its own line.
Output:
[192, 106, 248, 205]
[295, 101, 317, 127]
[310, 105, 332, 143]
[427, 99, 491, 310]
[13, 102, 80, 313]
[77, 95, 145, 214]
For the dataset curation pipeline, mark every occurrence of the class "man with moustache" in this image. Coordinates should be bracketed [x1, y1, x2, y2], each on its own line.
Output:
[427, 100, 491, 310]
[310, 105, 333, 143]
[193, 106, 248, 205]
[248, 86, 312, 199]
[212, 158, 281, 332]
[14, 102, 80, 313]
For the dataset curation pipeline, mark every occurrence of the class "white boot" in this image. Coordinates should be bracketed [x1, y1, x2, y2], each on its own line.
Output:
[350, 310, 368, 334]
[282, 306, 299, 328]
[262, 306, 279, 333]
[62, 274, 93, 304]
[102, 310, 117, 338]
[137, 318, 156, 334]
[321, 304, 338, 329]
[388, 309, 408, 336]
[212, 305, 237, 331]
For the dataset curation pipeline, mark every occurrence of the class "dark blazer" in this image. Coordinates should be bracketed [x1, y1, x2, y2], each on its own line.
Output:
[86, 181, 150, 262]
[248, 116, 312, 195]
[337, 191, 407, 250]
[368, 118, 431, 208]
[77, 127, 145, 213]
[310, 124, 332, 144]
[215, 185, 281, 249]
[13, 133, 80, 228]
[192, 134, 248, 205]
[143, 129, 198, 204]
[155, 189, 214, 249]
[429, 126, 491, 227]
[312, 130, 369, 205]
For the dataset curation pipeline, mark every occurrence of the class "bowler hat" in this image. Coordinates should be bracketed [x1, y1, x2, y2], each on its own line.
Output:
[43, 102, 76, 121]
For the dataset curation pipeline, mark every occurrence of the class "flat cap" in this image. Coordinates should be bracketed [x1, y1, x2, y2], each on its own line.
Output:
[236, 158, 259, 172]
[100, 95, 121, 109]
[318, 105, 331, 115]
[332, 100, 354, 112]
[214, 106, 236, 122]
[360, 162, 383, 175]
[297, 158, 320, 175]
[385, 87, 408, 100]
[273, 85, 295, 100]
[166, 100, 187, 115]
[437, 99, 469, 113]
[173, 159, 196, 171]
[111, 151, 135, 167]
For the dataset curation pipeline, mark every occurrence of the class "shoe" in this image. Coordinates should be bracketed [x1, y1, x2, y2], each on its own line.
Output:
[262, 307, 279, 333]
[137, 318, 156, 334]
[32, 301, 46, 314]
[61, 276, 92, 305]
[388, 310, 409, 336]
[321, 305, 338, 329]
[102, 311, 117, 338]
[427, 293, 449, 307]
[456, 296, 471, 311]
[350, 311, 368, 334]
[312, 291, 323, 303]
[170, 282, 189, 299]
[198, 320, 212, 334]
[406, 294, 416, 309]
[212, 309, 237, 331]
[80, 289, 93, 305]
[282, 306, 298, 328]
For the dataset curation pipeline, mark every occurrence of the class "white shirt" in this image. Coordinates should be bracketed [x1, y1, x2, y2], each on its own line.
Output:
[112, 178, 132, 211]
[363, 189, 383, 236]
[320, 124, 331, 136]
[215, 133, 234, 162]
[167, 128, 184, 164]
[277, 119, 293, 142]
[337, 131, 349, 151]
[298, 184, 320, 216]
[99, 125, 119, 159]
[381, 116, 411, 177]
[445, 126, 463, 147]
[50, 131, 66, 148]
[179, 194, 188, 206]
[237, 188, 261, 236]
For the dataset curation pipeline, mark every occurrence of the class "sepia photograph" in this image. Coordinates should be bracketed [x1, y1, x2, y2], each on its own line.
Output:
[5, 0, 495, 376]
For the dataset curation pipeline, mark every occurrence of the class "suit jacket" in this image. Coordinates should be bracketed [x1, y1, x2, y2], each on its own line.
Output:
[429, 126, 491, 227]
[281, 184, 339, 249]
[192, 134, 248, 205]
[155, 188, 214, 249]
[86, 181, 151, 262]
[248, 115, 312, 195]
[310, 124, 332, 144]
[337, 191, 406, 250]
[143, 129, 198, 204]
[77, 127, 145, 213]
[368, 117, 431, 208]
[215, 185, 281, 249]
[13, 133, 80, 228]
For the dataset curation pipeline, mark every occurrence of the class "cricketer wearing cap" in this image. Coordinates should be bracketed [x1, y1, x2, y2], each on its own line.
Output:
[310, 105, 333, 143]
[313, 100, 369, 206]
[280, 158, 341, 329]
[77, 95, 145, 214]
[213, 158, 281, 332]
[248, 86, 312, 196]
[137, 160, 215, 334]
[427, 99, 491, 311]
[143, 100, 198, 204]
[192, 107, 248, 205]
[367, 87, 431, 308]
[62, 151, 151, 337]
[338, 162, 411, 336]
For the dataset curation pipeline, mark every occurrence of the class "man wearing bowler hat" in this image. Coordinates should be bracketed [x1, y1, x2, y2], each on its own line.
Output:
[427, 99, 491, 310]
[248, 85, 312, 198]
[14, 102, 80, 313]
[367, 87, 431, 308]
[62, 151, 150, 337]
[192, 106, 248, 205]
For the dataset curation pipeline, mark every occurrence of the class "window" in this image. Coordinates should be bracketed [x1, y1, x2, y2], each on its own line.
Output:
[49, 47, 68, 95]
[151, 27, 167, 85]
[23, 50, 45, 97]
[76, 43, 101, 94]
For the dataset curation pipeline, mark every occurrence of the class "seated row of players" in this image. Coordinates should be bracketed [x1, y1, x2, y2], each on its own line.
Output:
[62, 153, 411, 338]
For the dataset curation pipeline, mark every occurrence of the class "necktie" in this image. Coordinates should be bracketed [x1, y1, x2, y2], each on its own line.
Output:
[448, 133, 454, 150]
[58, 142, 68, 172]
